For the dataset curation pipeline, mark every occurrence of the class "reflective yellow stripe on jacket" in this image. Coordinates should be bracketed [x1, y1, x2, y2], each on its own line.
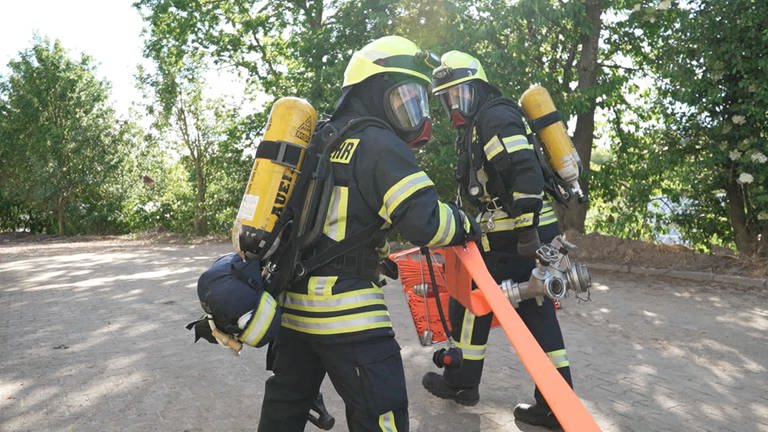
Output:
[483, 135, 505, 160]
[540, 198, 557, 226]
[239, 293, 278, 346]
[483, 134, 533, 161]
[477, 196, 558, 233]
[281, 283, 392, 335]
[378, 171, 460, 247]
[378, 171, 433, 223]
[477, 210, 535, 232]
[283, 287, 386, 312]
[324, 186, 349, 241]
[428, 202, 458, 247]
[502, 134, 533, 153]
[281, 310, 392, 335]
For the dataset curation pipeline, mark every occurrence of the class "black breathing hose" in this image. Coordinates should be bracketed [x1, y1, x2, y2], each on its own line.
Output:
[420, 247, 452, 341]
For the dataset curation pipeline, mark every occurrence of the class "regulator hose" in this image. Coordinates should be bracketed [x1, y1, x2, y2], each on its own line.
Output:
[420, 247, 452, 341]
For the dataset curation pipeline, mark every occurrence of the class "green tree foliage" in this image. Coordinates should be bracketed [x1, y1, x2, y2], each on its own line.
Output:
[598, 0, 768, 255]
[133, 0, 403, 236]
[0, 37, 134, 235]
[135, 60, 253, 236]
[130, 0, 766, 256]
[135, 0, 400, 115]
[133, 1, 618, 216]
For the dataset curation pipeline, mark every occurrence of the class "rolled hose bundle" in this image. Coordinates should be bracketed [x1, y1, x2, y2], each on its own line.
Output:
[390, 247, 518, 344]
[396, 256, 448, 296]
[405, 290, 452, 343]
[390, 249, 451, 343]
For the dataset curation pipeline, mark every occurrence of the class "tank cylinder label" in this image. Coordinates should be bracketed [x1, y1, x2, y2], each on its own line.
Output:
[237, 194, 260, 220]
[557, 155, 580, 181]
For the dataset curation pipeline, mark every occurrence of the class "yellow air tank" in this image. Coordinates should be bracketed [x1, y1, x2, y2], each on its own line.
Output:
[232, 97, 317, 256]
[520, 85, 586, 202]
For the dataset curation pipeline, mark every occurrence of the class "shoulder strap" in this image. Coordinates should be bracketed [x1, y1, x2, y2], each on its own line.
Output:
[294, 221, 381, 279]
[475, 96, 521, 123]
[299, 116, 391, 250]
[531, 133, 569, 206]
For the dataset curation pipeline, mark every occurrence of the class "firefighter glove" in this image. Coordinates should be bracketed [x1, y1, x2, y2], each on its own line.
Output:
[460, 208, 482, 244]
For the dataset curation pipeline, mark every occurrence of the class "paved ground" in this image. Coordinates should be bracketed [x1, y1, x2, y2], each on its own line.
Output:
[1, 239, 767, 432]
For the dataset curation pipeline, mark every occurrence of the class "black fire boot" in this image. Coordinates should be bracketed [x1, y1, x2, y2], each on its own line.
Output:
[422, 372, 479, 406]
[513, 402, 561, 430]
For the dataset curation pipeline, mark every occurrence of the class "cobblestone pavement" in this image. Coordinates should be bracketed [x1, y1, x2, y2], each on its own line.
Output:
[1, 240, 766, 432]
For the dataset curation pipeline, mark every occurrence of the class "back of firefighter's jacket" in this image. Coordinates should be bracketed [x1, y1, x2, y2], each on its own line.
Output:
[280, 117, 470, 341]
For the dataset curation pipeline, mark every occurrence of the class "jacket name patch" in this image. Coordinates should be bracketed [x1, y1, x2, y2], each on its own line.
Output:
[329, 138, 359, 164]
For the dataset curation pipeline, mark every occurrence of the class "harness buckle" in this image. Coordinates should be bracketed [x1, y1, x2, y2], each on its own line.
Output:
[485, 196, 504, 212]
[487, 216, 495, 230]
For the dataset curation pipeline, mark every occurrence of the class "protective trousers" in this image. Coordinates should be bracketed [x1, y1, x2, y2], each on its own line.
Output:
[443, 231, 573, 407]
[258, 329, 408, 432]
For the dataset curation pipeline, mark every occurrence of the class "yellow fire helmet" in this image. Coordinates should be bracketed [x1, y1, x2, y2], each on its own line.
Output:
[342, 35, 432, 89]
[431, 50, 489, 94]
[337, 35, 439, 147]
[431, 50, 494, 128]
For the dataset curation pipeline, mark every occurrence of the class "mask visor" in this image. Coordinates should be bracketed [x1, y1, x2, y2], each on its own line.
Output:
[388, 81, 430, 131]
[438, 83, 475, 118]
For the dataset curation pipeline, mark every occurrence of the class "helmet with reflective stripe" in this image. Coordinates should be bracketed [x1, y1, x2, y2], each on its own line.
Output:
[431, 50, 490, 129]
[342, 35, 432, 89]
[339, 36, 435, 147]
[431, 50, 488, 94]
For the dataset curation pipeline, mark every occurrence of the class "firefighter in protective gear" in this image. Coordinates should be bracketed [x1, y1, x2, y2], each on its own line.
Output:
[421, 50, 572, 430]
[257, 36, 478, 432]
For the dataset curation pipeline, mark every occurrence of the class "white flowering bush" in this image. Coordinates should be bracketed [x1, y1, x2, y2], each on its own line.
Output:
[737, 173, 754, 184]
[598, 0, 768, 255]
[751, 152, 767, 164]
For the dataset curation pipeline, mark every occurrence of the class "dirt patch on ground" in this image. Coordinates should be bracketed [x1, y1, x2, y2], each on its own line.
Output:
[566, 230, 767, 279]
[2, 230, 766, 280]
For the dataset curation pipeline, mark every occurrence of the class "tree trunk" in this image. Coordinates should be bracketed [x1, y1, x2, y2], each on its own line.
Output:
[194, 158, 208, 236]
[57, 195, 65, 235]
[724, 172, 757, 255]
[557, 0, 602, 233]
[758, 227, 767, 257]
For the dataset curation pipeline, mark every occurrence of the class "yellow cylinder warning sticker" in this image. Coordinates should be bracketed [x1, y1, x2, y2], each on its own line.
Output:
[237, 194, 260, 221]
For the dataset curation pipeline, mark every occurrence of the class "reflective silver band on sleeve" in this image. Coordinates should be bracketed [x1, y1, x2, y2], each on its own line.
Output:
[240, 293, 278, 346]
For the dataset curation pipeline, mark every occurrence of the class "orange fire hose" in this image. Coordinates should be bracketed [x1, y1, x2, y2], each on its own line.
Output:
[440, 242, 601, 432]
